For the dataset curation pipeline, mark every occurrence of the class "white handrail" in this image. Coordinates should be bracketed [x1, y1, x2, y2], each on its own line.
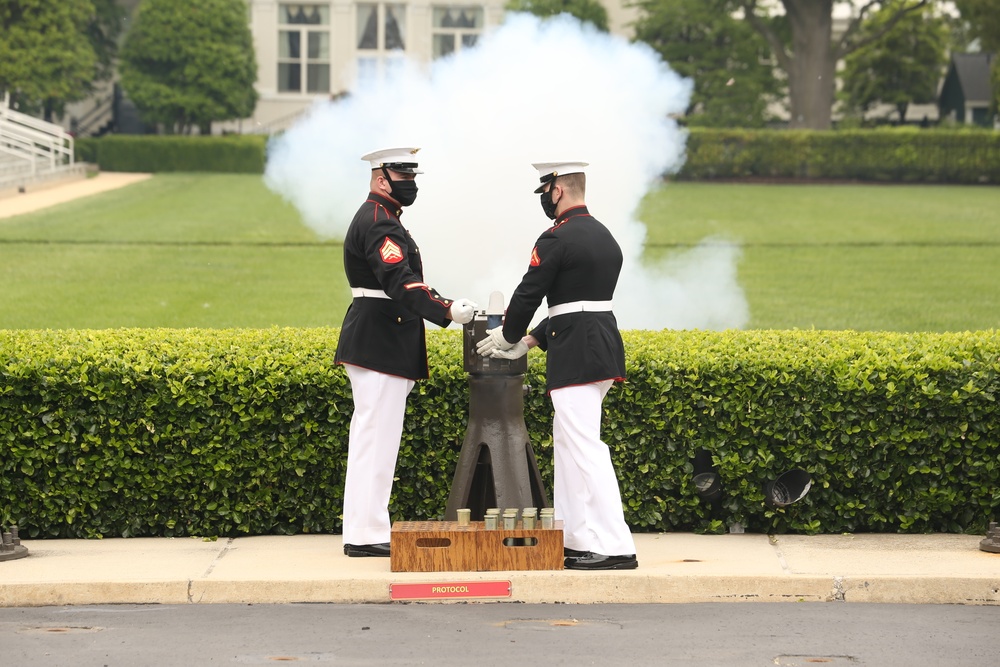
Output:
[0, 142, 36, 165]
[2, 105, 64, 134]
[1, 119, 72, 151]
[0, 126, 71, 167]
[0, 91, 75, 176]
[247, 107, 308, 135]
[1, 96, 73, 140]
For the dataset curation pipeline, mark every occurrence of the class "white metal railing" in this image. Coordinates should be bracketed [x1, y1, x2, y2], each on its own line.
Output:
[246, 107, 309, 135]
[71, 92, 115, 137]
[0, 91, 75, 177]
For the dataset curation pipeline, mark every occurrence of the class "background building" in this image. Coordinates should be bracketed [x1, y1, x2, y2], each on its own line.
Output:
[59, 1, 989, 135]
[939, 52, 996, 126]
[63, 0, 638, 135]
[243, 0, 638, 132]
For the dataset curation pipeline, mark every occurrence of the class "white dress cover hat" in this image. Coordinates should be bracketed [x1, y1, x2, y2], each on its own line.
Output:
[361, 147, 424, 174]
[532, 161, 588, 192]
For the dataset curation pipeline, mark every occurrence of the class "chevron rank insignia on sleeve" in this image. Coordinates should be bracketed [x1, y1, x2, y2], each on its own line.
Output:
[380, 237, 404, 264]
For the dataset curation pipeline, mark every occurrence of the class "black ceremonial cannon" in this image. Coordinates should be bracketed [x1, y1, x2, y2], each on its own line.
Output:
[444, 294, 549, 521]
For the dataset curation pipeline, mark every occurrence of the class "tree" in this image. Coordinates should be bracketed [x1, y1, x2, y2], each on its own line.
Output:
[952, 0, 1000, 52]
[632, 0, 782, 127]
[119, 0, 258, 134]
[0, 0, 98, 121]
[738, 0, 932, 129]
[840, 1, 948, 123]
[86, 0, 126, 88]
[993, 58, 1000, 116]
[953, 0, 1000, 114]
[505, 0, 609, 32]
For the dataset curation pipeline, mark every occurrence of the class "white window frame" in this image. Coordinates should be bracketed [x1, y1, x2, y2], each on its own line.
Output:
[431, 5, 484, 59]
[278, 3, 332, 95]
[355, 3, 408, 86]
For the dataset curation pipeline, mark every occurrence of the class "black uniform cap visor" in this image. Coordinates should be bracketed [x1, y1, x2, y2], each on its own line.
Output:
[534, 172, 557, 193]
[379, 161, 422, 175]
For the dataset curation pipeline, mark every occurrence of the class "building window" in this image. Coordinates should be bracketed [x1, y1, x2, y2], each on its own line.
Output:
[278, 3, 331, 94]
[356, 3, 406, 85]
[432, 6, 483, 59]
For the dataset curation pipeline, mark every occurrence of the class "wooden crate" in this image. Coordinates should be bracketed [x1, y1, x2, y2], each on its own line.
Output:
[476, 522, 564, 572]
[390, 520, 564, 572]
[390, 521, 480, 573]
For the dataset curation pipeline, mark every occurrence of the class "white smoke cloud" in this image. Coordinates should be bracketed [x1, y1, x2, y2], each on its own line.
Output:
[264, 12, 749, 331]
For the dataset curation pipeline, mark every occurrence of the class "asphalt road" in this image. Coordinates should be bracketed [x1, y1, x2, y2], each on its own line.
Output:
[1, 602, 998, 666]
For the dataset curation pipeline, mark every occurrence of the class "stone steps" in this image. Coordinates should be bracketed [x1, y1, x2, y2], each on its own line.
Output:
[0, 162, 92, 199]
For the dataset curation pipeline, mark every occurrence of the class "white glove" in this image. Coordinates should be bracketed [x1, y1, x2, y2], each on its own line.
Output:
[449, 298, 478, 325]
[476, 327, 516, 356]
[491, 340, 529, 360]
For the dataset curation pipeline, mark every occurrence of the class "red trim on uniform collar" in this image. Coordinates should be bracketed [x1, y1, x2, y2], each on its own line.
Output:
[551, 205, 590, 229]
[557, 205, 588, 218]
[368, 192, 404, 217]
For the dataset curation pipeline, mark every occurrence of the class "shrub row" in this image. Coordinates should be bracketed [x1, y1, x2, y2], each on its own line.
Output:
[680, 127, 1000, 184]
[74, 135, 267, 173]
[73, 129, 1000, 183]
[1, 328, 997, 538]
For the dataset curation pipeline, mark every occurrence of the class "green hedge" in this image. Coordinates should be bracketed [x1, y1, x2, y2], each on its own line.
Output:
[2, 328, 997, 539]
[74, 129, 1000, 183]
[680, 127, 1000, 184]
[74, 135, 267, 173]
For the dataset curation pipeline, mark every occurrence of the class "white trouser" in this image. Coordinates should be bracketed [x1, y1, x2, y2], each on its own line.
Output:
[342, 364, 414, 546]
[551, 380, 636, 556]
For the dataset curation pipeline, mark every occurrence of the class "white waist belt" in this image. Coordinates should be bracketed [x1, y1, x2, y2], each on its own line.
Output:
[351, 287, 390, 299]
[548, 300, 613, 318]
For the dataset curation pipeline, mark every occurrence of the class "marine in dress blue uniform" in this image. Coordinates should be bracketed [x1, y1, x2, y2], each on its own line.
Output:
[335, 147, 476, 557]
[477, 161, 638, 571]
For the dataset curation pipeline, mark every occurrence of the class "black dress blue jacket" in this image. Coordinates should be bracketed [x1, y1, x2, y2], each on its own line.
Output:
[334, 193, 453, 380]
[501, 205, 627, 392]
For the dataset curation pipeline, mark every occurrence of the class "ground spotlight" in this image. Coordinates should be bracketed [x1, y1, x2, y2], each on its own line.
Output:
[692, 449, 722, 503]
[764, 469, 812, 508]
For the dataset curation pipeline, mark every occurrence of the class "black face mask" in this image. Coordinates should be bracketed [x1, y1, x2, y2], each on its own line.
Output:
[540, 180, 558, 220]
[382, 168, 418, 207]
[390, 179, 418, 207]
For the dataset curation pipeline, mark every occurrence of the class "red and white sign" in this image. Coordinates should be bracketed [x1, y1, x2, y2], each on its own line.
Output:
[389, 581, 511, 601]
[380, 237, 403, 264]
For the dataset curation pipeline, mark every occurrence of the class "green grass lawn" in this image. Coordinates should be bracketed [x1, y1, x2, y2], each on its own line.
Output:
[0, 174, 343, 328]
[639, 182, 1000, 331]
[1, 174, 998, 331]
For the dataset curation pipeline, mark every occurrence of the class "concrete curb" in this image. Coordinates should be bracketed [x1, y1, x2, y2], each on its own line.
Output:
[1, 533, 997, 607]
[4, 574, 998, 607]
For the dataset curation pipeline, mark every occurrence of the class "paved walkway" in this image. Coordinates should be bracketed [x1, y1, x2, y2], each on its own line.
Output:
[0, 172, 151, 220]
[2, 532, 997, 607]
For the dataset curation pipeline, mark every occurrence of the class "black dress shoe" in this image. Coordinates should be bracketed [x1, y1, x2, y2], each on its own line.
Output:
[564, 547, 589, 559]
[344, 542, 391, 557]
[564, 552, 638, 570]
